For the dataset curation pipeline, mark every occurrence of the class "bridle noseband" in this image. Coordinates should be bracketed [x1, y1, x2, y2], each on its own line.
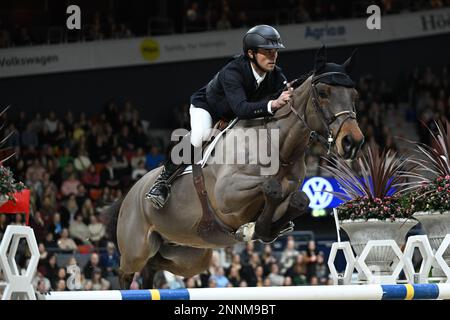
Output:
[290, 71, 357, 154]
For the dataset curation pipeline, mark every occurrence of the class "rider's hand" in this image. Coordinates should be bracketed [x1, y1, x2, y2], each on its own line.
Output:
[271, 84, 293, 111]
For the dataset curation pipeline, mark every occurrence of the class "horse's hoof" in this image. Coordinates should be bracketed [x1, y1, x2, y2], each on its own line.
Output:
[234, 222, 255, 242]
[289, 191, 310, 212]
[262, 178, 283, 199]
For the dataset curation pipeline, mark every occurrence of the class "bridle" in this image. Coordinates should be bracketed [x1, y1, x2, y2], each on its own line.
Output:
[289, 71, 357, 154]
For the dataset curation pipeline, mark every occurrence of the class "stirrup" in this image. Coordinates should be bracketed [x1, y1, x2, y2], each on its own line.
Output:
[259, 221, 295, 245]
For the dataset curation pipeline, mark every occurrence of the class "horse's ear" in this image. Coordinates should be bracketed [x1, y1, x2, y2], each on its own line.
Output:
[314, 45, 327, 73]
[343, 48, 357, 74]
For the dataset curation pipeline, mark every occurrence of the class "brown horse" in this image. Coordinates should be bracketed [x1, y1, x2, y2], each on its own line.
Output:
[106, 46, 364, 289]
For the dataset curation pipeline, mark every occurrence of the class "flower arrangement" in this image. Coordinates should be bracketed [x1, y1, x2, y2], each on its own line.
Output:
[0, 165, 25, 202]
[0, 105, 25, 203]
[322, 143, 416, 221]
[403, 120, 450, 213]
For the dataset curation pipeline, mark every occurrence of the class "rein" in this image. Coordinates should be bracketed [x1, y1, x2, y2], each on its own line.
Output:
[267, 72, 357, 159]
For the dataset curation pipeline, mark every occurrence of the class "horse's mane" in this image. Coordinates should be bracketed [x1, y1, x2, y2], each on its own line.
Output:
[290, 71, 314, 89]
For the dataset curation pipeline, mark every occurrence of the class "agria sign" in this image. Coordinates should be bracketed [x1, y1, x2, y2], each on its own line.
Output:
[304, 25, 346, 41]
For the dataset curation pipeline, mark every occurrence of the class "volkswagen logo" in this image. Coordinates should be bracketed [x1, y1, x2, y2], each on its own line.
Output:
[302, 177, 334, 209]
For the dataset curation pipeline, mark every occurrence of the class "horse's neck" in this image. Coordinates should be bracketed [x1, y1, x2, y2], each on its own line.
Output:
[276, 80, 312, 163]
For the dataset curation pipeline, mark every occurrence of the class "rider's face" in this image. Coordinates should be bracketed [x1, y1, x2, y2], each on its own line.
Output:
[251, 48, 278, 73]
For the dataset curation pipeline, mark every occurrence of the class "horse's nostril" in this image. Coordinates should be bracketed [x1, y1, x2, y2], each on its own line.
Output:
[342, 135, 353, 150]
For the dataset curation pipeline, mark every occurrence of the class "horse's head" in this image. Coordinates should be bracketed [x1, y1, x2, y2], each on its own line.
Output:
[303, 46, 364, 160]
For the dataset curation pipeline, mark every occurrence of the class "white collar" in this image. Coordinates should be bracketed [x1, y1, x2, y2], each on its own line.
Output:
[250, 63, 266, 87]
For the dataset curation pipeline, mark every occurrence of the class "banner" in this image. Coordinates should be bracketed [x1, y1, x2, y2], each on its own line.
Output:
[0, 8, 449, 78]
[0, 189, 31, 225]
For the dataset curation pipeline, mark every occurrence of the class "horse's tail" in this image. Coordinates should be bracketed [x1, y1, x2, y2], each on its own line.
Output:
[103, 197, 124, 251]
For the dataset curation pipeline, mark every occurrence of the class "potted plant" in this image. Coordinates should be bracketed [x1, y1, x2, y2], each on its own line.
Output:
[322, 143, 418, 276]
[403, 120, 450, 277]
[0, 166, 25, 205]
[0, 106, 25, 205]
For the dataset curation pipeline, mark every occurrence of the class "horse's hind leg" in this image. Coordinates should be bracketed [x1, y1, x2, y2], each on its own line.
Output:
[142, 245, 212, 289]
[118, 269, 135, 289]
[117, 229, 162, 289]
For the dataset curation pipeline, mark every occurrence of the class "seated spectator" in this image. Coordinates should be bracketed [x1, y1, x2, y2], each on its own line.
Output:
[240, 242, 255, 266]
[25, 158, 46, 182]
[88, 215, 106, 247]
[73, 149, 92, 173]
[240, 253, 260, 287]
[47, 212, 64, 240]
[267, 263, 284, 286]
[316, 251, 330, 284]
[283, 276, 293, 286]
[59, 194, 79, 226]
[61, 173, 81, 197]
[69, 213, 90, 245]
[38, 243, 48, 261]
[57, 228, 78, 251]
[72, 122, 86, 143]
[210, 267, 229, 288]
[77, 198, 93, 223]
[280, 238, 299, 274]
[87, 268, 111, 290]
[111, 146, 129, 179]
[131, 160, 148, 181]
[82, 164, 101, 190]
[83, 252, 103, 280]
[227, 266, 241, 287]
[261, 244, 277, 275]
[100, 160, 120, 188]
[75, 184, 88, 208]
[100, 241, 120, 277]
[285, 254, 308, 286]
[130, 147, 146, 170]
[306, 240, 318, 281]
[43, 254, 59, 286]
[55, 267, 68, 287]
[21, 123, 39, 149]
[55, 279, 67, 291]
[58, 147, 73, 170]
[43, 232, 58, 249]
[145, 145, 165, 171]
[34, 275, 51, 294]
[255, 265, 265, 287]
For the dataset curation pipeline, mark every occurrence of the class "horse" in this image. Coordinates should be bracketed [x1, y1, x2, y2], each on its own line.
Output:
[105, 46, 364, 289]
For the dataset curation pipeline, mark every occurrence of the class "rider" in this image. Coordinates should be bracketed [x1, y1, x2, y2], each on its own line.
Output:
[146, 24, 293, 209]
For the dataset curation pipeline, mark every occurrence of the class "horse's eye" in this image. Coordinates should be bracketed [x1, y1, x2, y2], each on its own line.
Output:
[318, 91, 328, 99]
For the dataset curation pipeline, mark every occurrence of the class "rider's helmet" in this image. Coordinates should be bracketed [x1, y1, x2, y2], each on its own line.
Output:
[243, 25, 285, 56]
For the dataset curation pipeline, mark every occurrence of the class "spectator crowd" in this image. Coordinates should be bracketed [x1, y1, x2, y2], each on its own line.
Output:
[1, 0, 449, 48]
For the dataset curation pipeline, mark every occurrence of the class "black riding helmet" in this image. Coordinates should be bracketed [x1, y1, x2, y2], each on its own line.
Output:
[243, 25, 285, 54]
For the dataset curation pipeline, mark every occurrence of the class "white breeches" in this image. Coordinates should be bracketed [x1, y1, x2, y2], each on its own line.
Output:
[189, 104, 213, 148]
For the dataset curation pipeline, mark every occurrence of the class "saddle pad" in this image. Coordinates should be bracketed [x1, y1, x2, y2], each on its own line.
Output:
[180, 118, 239, 176]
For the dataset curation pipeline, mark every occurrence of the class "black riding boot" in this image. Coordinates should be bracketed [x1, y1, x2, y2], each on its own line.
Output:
[146, 144, 197, 209]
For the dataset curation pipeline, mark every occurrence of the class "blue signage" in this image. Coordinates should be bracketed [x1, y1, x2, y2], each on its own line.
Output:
[301, 176, 345, 209]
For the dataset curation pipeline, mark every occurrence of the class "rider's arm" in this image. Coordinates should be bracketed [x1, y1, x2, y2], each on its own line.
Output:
[222, 68, 272, 119]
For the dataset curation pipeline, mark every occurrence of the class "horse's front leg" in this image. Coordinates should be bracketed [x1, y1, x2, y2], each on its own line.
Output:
[269, 190, 310, 239]
[234, 177, 284, 242]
